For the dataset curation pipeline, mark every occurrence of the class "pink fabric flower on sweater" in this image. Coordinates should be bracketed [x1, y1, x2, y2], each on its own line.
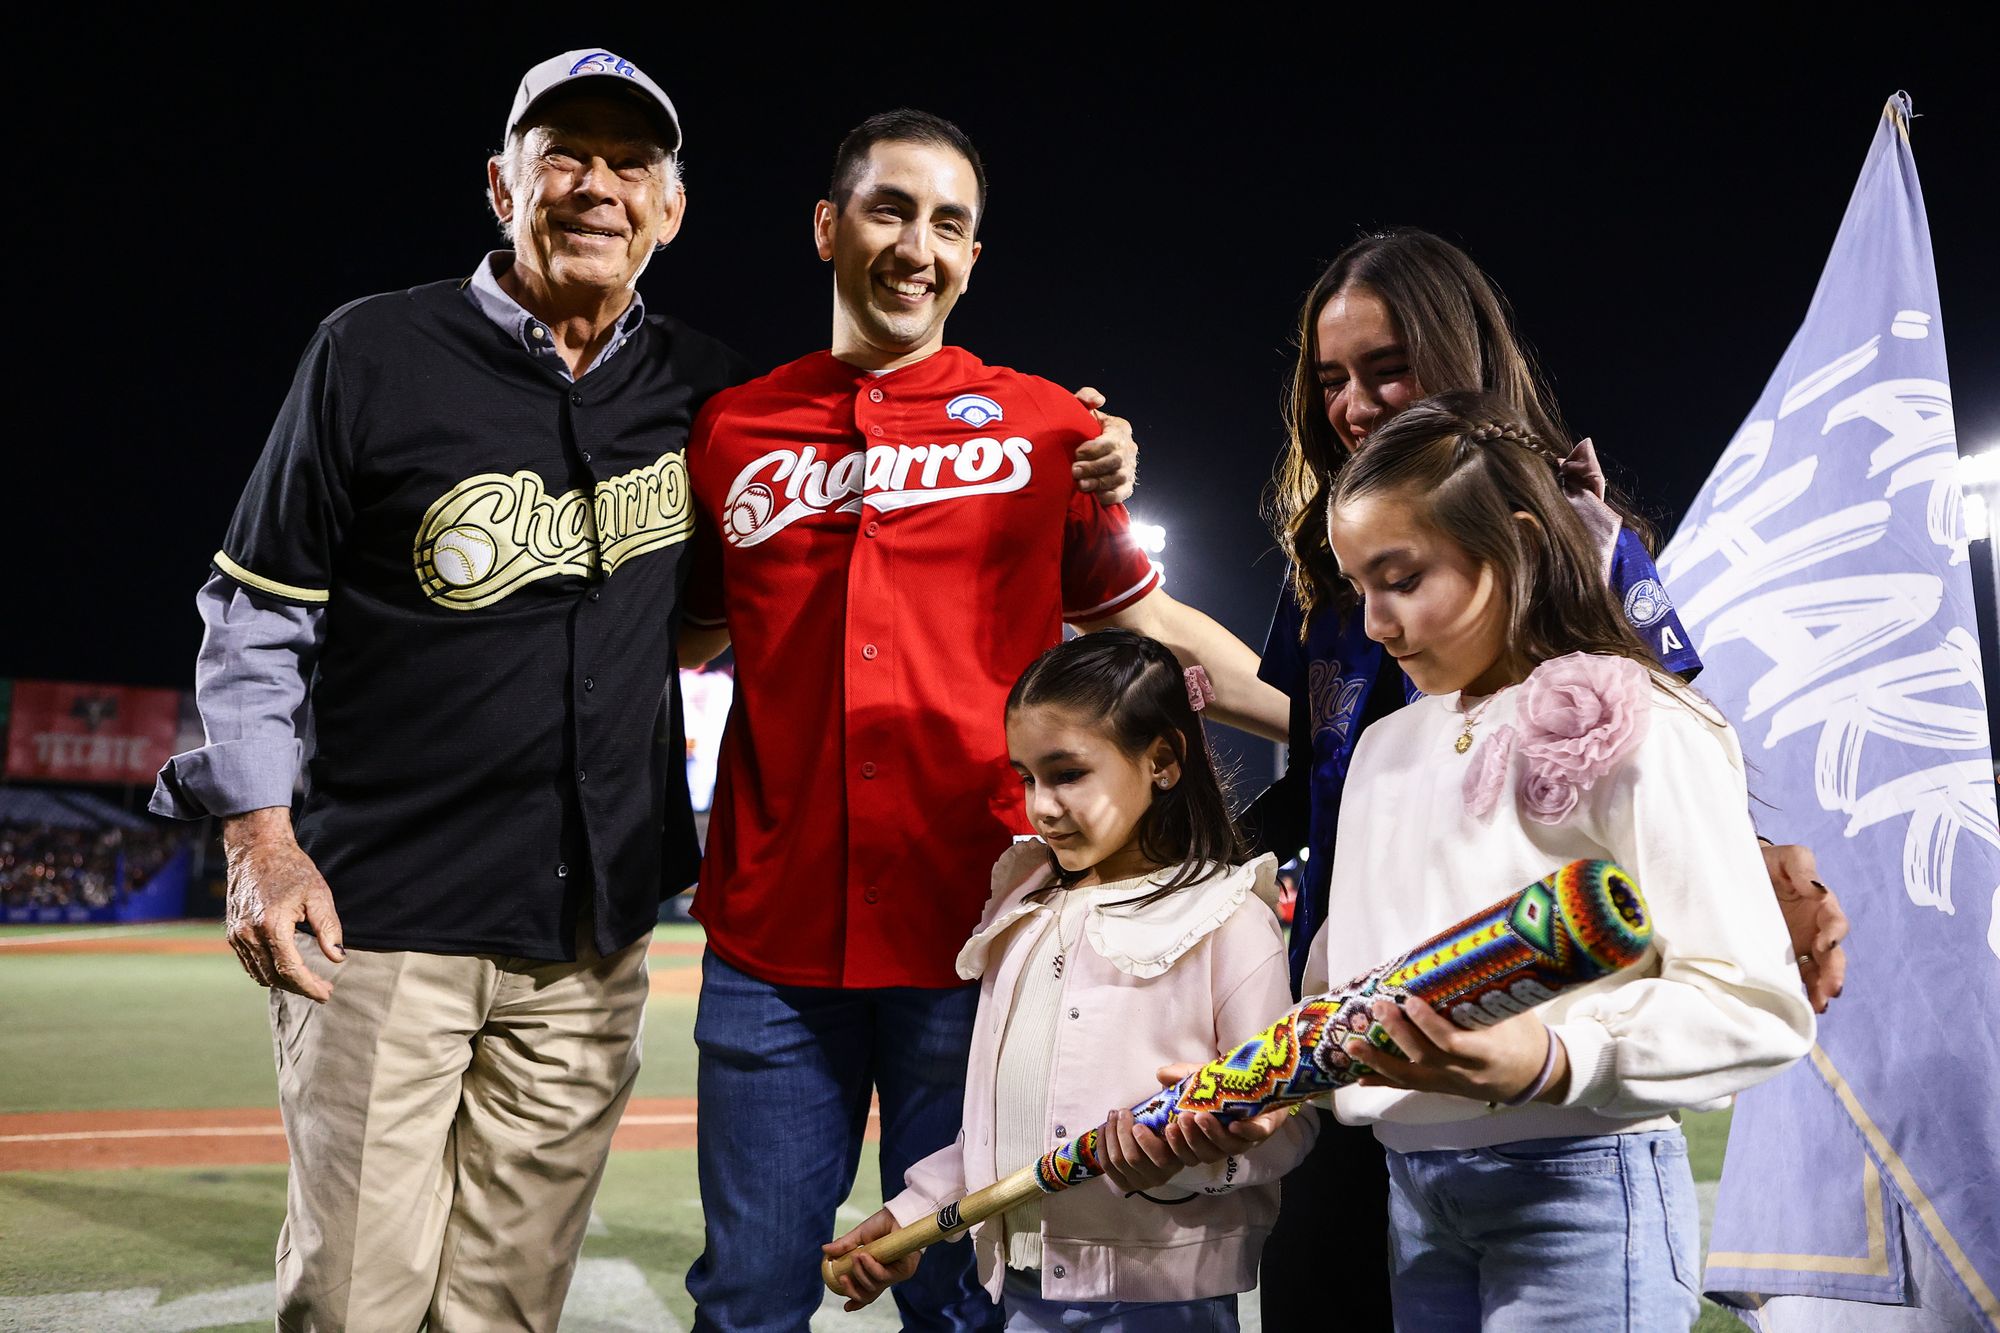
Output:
[1514, 653, 1652, 825]
[1461, 724, 1518, 821]
[1520, 766, 1580, 824]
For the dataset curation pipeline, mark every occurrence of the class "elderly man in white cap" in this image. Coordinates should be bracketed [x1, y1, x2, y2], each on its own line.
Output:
[151, 49, 746, 1330]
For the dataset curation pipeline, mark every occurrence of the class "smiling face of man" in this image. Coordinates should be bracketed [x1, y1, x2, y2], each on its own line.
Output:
[814, 138, 982, 370]
[489, 88, 685, 309]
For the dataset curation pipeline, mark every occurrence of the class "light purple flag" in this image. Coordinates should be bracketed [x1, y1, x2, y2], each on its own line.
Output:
[1663, 94, 1998, 1329]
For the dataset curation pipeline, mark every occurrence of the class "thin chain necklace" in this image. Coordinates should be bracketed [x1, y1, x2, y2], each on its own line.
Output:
[1454, 692, 1500, 754]
[1051, 889, 1087, 979]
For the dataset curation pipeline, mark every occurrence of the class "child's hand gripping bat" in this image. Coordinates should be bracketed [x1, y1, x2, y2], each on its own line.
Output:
[823, 858, 1652, 1293]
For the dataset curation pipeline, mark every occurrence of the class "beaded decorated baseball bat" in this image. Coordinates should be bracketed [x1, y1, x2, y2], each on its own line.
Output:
[824, 858, 1650, 1291]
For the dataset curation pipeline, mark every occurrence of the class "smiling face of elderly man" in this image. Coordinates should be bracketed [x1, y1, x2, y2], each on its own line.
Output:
[487, 87, 686, 315]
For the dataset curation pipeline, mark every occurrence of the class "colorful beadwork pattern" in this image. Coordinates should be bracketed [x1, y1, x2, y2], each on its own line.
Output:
[1031, 859, 1651, 1194]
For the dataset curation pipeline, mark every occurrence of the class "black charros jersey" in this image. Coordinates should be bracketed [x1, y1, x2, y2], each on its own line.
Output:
[214, 280, 750, 959]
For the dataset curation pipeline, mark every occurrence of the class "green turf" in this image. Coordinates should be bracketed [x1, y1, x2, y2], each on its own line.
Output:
[0, 922, 221, 939]
[0, 953, 277, 1112]
[0, 1151, 881, 1329]
[1684, 1107, 1732, 1181]
[0, 1164, 289, 1301]
[0, 924, 1751, 1330]
[0, 925, 708, 1113]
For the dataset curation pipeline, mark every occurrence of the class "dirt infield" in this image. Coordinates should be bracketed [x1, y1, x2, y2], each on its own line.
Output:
[0, 1093, 859, 1173]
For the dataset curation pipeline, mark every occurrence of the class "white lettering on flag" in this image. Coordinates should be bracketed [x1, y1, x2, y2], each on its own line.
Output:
[1661, 325, 1997, 938]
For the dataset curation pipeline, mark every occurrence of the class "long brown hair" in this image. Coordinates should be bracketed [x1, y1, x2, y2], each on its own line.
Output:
[1330, 391, 1667, 681]
[1270, 228, 1656, 631]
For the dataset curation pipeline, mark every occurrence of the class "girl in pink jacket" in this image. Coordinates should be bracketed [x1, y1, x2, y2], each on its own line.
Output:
[826, 629, 1315, 1329]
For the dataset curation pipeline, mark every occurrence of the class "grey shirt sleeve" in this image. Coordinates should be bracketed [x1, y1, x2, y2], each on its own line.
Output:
[149, 573, 323, 820]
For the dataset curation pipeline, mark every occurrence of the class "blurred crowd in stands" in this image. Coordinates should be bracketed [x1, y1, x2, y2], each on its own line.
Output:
[0, 824, 176, 910]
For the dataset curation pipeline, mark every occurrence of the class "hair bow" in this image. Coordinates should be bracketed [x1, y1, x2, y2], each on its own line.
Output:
[1184, 665, 1217, 713]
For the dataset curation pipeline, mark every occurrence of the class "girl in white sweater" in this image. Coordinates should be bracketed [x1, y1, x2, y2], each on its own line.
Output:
[1311, 390, 1816, 1331]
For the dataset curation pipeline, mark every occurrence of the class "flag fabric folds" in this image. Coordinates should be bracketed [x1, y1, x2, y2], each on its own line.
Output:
[1659, 94, 1998, 1329]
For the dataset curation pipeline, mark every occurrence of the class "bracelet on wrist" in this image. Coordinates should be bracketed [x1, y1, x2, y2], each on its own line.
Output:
[1499, 1028, 1560, 1108]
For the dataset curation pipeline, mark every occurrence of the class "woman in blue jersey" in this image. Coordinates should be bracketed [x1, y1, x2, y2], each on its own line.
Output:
[1242, 228, 1848, 1327]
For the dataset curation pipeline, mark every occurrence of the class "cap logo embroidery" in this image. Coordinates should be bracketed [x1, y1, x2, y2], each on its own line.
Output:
[944, 394, 1003, 428]
[567, 52, 637, 78]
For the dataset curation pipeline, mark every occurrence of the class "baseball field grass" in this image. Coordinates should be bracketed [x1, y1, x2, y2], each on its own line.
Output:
[0, 922, 1740, 1331]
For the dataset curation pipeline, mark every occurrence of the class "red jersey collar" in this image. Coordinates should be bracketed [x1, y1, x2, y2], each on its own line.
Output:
[815, 345, 981, 392]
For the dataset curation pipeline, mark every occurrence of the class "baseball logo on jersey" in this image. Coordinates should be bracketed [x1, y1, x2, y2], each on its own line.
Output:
[1621, 578, 1673, 628]
[944, 394, 1003, 428]
[412, 452, 692, 610]
[722, 436, 1036, 548]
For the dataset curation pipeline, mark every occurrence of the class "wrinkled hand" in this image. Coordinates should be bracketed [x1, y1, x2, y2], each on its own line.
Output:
[223, 808, 344, 1002]
[1071, 386, 1138, 505]
[1345, 1000, 1564, 1104]
[1561, 438, 1608, 499]
[1762, 842, 1848, 1012]
[821, 1206, 918, 1310]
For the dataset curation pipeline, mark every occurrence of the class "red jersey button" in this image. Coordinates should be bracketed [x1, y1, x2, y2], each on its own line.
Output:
[861, 644, 878, 660]
[869, 388, 885, 403]
[861, 762, 878, 778]
[865, 521, 880, 538]
[864, 887, 880, 904]
[870, 425, 884, 437]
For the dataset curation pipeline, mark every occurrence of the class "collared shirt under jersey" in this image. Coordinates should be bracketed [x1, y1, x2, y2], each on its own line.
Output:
[153, 259, 749, 959]
[154, 253, 660, 819]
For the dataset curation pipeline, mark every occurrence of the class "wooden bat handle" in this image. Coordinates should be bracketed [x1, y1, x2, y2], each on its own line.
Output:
[822, 1164, 1043, 1294]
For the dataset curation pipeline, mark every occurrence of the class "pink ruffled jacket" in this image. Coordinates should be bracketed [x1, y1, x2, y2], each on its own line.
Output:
[886, 843, 1316, 1303]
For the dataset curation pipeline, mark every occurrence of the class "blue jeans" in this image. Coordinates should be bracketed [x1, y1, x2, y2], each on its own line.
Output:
[1385, 1131, 1701, 1332]
[686, 949, 996, 1332]
[1001, 1269, 1238, 1331]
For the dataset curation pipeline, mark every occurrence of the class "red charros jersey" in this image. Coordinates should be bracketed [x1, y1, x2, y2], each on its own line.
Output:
[684, 347, 1159, 988]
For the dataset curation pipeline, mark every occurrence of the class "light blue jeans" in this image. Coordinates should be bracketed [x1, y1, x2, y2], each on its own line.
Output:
[1385, 1130, 1701, 1332]
[1001, 1268, 1239, 1331]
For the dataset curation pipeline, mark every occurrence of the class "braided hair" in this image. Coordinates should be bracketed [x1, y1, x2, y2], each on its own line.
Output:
[1329, 391, 1664, 681]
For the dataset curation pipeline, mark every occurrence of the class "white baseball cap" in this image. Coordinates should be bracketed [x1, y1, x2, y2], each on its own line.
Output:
[503, 49, 682, 152]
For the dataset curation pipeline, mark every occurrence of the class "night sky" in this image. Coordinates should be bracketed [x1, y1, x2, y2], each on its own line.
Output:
[14, 16, 1994, 778]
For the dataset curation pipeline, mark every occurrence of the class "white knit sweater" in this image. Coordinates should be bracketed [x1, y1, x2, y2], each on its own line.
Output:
[1305, 670, 1816, 1153]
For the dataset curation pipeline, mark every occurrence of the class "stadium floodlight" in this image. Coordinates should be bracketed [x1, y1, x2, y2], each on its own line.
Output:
[1966, 492, 1991, 543]
[1959, 448, 2000, 490]
[1961, 449, 1998, 544]
[1129, 518, 1168, 555]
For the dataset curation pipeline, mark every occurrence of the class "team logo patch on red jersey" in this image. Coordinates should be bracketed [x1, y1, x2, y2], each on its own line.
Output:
[944, 393, 1004, 428]
[722, 438, 1037, 548]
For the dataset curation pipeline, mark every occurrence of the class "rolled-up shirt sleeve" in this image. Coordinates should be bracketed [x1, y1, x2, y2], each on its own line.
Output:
[150, 573, 322, 819]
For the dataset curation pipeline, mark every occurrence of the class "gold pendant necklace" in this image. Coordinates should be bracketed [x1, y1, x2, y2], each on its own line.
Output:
[1455, 693, 1497, 754]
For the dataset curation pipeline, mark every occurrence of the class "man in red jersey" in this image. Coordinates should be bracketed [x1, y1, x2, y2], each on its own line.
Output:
[677, 109, 1286, 1331]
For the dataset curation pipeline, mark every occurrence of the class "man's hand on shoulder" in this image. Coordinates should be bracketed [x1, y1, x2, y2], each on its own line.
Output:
[1071, 386, 1137, 506]
[223, 807, 344, 1003]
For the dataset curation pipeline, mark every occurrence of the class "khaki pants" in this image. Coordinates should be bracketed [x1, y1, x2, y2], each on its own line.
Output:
[269, 928, 648, 1332]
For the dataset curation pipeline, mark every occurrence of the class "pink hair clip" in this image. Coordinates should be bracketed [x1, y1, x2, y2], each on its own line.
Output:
[1184, 665, 1217, 713]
